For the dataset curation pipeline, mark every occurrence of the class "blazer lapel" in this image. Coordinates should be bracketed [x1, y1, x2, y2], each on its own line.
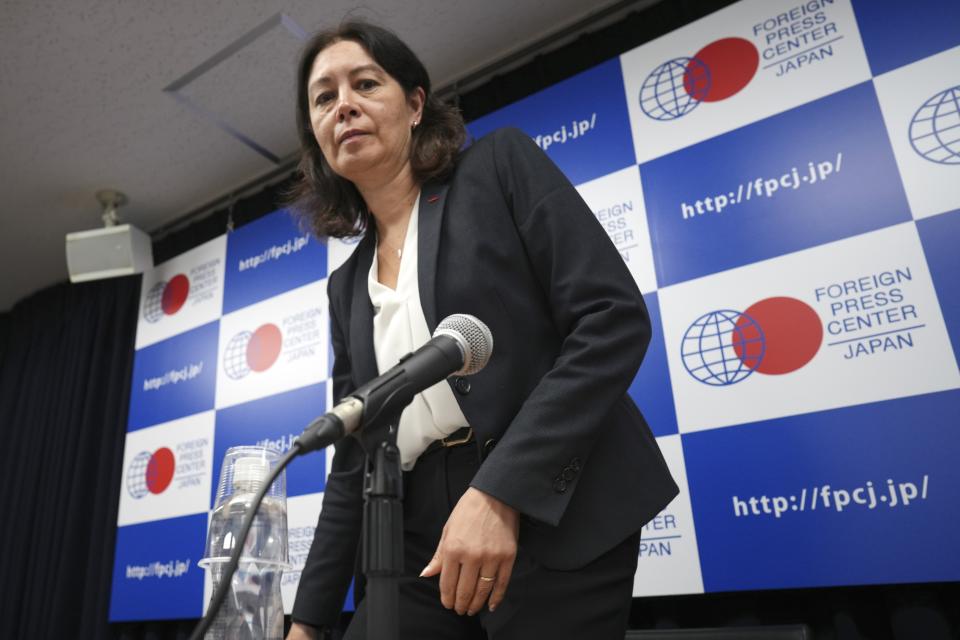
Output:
[417, 182, 449, 333]
[349, 232, 379, 385]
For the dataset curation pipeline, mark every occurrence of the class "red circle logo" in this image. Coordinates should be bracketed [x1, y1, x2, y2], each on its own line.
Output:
[161, 275, 190, 315]
[733, 297, 822, 375]
[146, 447, 175, 494]
[246, 323, 283, 372]
[687, 37, 758, 102]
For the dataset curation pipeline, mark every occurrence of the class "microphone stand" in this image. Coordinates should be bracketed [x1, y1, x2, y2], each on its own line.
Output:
[358, 413, 404, 640]
[328, 329, 478, 639]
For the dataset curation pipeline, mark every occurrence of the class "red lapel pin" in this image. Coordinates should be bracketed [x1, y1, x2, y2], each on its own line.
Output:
[427, 194, 440, 204]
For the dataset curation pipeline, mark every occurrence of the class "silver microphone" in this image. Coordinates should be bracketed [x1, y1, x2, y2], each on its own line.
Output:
[297, 314, 493, 453]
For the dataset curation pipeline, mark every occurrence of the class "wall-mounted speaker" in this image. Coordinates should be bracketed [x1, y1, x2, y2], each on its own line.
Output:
[66, 224, 153, 283]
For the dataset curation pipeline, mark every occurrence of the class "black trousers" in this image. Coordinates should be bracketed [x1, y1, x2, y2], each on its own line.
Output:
[344, 443, 641, 640]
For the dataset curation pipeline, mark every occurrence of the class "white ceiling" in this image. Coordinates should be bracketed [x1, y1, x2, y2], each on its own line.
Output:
[0, 0, 644, 313]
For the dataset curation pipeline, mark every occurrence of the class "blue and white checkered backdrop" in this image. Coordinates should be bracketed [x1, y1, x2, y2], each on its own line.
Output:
[109, 0, 960, 621]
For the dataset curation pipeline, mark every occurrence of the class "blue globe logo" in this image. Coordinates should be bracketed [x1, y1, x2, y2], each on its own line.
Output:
[224, 331, 253, 380]
[640, 57, 711, 121]
[909, 86, 960, 165]
[143, 282, 166, 323]
[681, 310, 765, 386]
[126, 451, 152, 499]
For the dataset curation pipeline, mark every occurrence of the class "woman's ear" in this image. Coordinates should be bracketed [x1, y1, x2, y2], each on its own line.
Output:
[409, 86, 426, 125]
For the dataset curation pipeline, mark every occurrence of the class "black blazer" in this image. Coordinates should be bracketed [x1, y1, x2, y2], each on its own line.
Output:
[292, 128, 678, 628]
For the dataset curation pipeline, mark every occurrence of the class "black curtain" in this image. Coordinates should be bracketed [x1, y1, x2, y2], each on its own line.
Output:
[0, 276, 141, 639]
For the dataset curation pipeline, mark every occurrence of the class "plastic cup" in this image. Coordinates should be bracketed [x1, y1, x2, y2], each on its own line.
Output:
[199, 445, 289, 568]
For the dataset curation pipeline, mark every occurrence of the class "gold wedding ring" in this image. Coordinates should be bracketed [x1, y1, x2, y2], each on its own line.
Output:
[478, 576, 496, 582]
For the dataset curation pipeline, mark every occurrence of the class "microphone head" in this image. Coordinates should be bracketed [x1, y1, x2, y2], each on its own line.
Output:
[434, 314, 493, 376]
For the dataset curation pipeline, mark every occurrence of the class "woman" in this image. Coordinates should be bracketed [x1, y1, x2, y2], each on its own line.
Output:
[288, 21, 678, 640]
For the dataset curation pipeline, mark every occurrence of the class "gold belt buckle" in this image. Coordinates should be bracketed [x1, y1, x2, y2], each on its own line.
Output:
[441, 427, 473, 447]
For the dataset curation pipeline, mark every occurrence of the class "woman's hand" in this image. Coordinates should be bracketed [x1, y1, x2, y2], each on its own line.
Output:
[420, 487, 519, 615]
[286, 621, 319, 640]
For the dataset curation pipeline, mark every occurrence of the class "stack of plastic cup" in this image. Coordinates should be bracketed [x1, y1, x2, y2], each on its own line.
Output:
[199, 446, 289, 640]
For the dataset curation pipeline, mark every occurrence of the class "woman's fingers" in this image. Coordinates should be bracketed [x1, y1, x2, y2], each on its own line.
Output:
[423, 488, 519, 615]
[487, 556, 515, 612]
[420, 528, 446, 578]
[453, 560, 480, 614]
[438, 546, 461, 610]
[285, 622, 319, 640]
[466, 564, 499, 615]
[420, 550, 442, 578]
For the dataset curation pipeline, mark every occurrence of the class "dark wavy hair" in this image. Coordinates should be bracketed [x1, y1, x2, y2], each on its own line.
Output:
[289, 21, 466, 238]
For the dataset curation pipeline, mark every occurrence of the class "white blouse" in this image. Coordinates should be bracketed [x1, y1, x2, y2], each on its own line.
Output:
[368, 194, 470, 470]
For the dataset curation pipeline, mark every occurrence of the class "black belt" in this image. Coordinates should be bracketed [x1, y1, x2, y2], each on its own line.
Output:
[422, 427, 474, 456]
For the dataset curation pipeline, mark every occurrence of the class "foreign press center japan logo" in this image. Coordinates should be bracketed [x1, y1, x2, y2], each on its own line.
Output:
[223, 323, 283, 380]
[127, 447, 176, 499]
[143, 274, 190, 323]
[909, 85, 960, 165]
[682, 296, 823, 386]
[640, 37, 760, 121]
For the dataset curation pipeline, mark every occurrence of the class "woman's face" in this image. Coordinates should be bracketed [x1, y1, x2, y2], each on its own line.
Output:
[306, 40, 424, 186]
